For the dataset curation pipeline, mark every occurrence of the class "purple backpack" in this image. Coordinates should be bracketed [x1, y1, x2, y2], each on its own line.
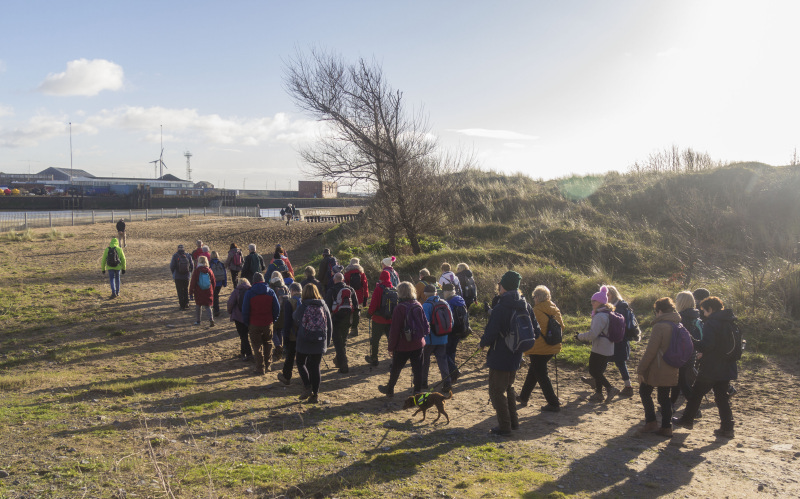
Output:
[662, 322, 695, 368]
[402, 302, 429, 342]
[301, 303, 327, 343]
[600, 310, 626, 343]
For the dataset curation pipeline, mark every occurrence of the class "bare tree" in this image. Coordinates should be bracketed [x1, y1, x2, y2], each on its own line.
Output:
[284, 48, 465, 253]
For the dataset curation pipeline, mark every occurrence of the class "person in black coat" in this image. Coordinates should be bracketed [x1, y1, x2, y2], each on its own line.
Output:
[673, 296, 739, 438]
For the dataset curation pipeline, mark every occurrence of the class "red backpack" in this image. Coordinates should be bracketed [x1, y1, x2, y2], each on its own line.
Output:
[332, 286, 355, 313]
[430, 300, 454, 336]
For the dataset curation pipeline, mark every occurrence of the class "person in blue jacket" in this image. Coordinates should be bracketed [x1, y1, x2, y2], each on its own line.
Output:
[421, 284, 451, 393]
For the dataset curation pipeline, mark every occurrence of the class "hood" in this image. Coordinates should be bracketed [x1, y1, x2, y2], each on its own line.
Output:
[177, 249, 186, 255]
[304, 298, 325, 306]
[499, 290, 527, 310]
[447, 295, 466, 307]
[680, 308, 701, 321]
[654, 311, 682, 324]
[379, 270, 393, 287]
[235, 281, 252, 291]
[345, 264, 364, 273]
[709, 309, 736, 322]
[108, 237, 119, 247]
[533, 299, 559, 315]
[249, 282, 274, 295]
[425, 295, 441, 304]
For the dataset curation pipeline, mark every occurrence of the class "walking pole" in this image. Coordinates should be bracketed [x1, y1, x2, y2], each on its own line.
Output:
[555, 353, 559, 399]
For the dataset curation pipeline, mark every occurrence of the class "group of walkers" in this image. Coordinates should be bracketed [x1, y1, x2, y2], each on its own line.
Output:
[160, 239, 741, 439]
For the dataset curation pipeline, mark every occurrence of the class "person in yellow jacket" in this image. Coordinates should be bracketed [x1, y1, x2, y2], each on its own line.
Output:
[516, 285, 563, 411]
[101, 237, 126, 299]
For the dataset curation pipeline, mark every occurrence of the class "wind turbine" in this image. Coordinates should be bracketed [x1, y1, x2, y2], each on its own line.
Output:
[149, 125, 168, 178]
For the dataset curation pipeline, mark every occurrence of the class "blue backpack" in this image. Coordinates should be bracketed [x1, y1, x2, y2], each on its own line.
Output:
[198, 271, 211, 290]
[503, 301, 536, 354]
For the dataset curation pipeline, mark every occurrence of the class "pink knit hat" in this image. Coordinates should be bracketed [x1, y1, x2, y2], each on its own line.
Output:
[591, 285, 609, 304]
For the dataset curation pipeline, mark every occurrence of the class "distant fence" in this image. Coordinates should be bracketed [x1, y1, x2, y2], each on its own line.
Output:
[0, 206, 260, 233]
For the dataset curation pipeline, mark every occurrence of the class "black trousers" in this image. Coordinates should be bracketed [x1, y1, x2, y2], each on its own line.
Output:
[296, 352, 322, 394]
[175, 278, 189, 309]
[213, 286, 222, 316]
[386, 348, 423, 393]
[683, 378, 734, 430]
[640, 383, 673, 427]
[519, 354, 559, 405]
[589, 352, 612, 394]
[282, 339, 297, 380]
[670, 353, 697, 404]
[331, 310, 352, 365]
[230, 270, 239, 287]
[234, 320, 252, 357]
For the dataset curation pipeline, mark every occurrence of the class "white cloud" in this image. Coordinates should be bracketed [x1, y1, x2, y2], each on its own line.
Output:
[0, 115, 97, 148]
[657, 47, 679, 58]
[503, 143, 526, 149]
[86, 106, 319, 145]
[37, 59, 124, 96]
[448, 128, 539, 141]
[0, 104, 13, 118]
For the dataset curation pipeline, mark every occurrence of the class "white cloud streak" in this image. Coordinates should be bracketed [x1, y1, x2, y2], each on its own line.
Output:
[0, 104, 13, 118]
[449, 128, 538, 141]
[0, 115, 97, 148]
[37, 59, 124, 96]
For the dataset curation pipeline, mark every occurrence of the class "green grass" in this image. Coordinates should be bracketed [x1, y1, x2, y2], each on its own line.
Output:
[89, 377, 195, 396]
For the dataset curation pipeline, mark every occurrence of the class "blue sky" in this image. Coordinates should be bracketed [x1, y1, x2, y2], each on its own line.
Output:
[1, 1, 798, 188]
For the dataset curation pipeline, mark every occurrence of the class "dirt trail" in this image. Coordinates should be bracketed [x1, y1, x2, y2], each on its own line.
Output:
[1, 217, 799, 498]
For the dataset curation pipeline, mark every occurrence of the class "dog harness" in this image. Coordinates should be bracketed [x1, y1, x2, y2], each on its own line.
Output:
[413, 393, 431, 406]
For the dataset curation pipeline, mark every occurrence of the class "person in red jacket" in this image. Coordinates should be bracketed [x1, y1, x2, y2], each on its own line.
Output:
[241, 272, 281, 375]
[189, 255, 216, 327]
[365, 270, 394, 366]
[343, 258, 369, 337]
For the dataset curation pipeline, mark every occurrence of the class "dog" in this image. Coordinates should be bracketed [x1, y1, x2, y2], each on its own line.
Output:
[402, 391, 453, 424]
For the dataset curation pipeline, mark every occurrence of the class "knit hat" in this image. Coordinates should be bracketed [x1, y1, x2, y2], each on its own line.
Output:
[591, 285, 609, 304]
[252, 272, 264, 283]
[499, 271, 521, 292]
[442, 283, 455, 292]
[424, 284, 436, 295]
[382, 256, 396, 268]
[380, 270, 392, 285]
[692, 288, 710, 304]
[177, 244, 184, 250]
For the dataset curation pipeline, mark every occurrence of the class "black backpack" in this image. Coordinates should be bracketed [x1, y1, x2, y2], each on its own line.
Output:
[461, 275, 477, 303]
[106, 246, 120, 267]
[542, 312, 563, 345]
[377, 284, 398, 319]
[450, 302, 470, 339]
[722, 320, 743, 361]
[348, 271, 363, 290]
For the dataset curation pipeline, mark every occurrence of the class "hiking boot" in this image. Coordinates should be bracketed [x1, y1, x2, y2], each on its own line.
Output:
[605, 387, 620, 403]
[727, 385, 737, 398]
[364, 354, 378, 367]
[714, 428, 735, 439]
[450, 370, 461, 383]
[338, 365, 349, 374]
[589, 392, 605, 403]
[636, 421, 659, 434]
[349, 329, 359, 337]
[277, 372, 291, 386]
[209, 320, 215, 327]
[253, 369, 265, 376]
[694, 409, 702, 419]
[541, 404, 561, 412]
[657, 427, 673, 437]
[299, 386, 312, 400]
[378, 385, 394, 397]
[490, 427, 512, 437]
[307, 393, 319, 404]
[672, 417, 693, 430]
[516, 395, 529, 407]
[580, 376, 596, 389]
[620, 386, 634, 398]
[110, 293, 117, 300]
[243, 354, 254, 362]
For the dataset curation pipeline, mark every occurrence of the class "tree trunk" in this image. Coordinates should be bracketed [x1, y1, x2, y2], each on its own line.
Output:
[408, 232, 421, 255]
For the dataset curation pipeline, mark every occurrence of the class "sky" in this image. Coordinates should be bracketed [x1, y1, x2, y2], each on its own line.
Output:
[1, 0, 799, 189]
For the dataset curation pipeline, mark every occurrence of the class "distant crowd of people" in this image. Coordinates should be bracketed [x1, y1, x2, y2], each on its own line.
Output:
[150, 236, 741, 439]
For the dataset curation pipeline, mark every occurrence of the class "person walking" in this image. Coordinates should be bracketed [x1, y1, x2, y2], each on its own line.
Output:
[343, 258, 368, 337]
[378, 282, 427, 397]
[225, 243, 244, 287]
[266, 252, 290, 280]
[242, 272, 280, 375]
[301, 266, 322, 294]
[381, 256, 400, 288]
[636, 297, 681, 437]
[518, 285, 562, 411]
[277, 282, 303, 385]
[101, 237, 126, 299]
[673, 296, 740, 439]
[169, 244, 194, 310]
[240, 243, 265, 284]
[227, 277, 253, 361]
[670, 291, 703, 413]
[318, 248, 336, 292]
[415, 269, 438, 304]
[443, 283, 470, 384]
[191, 240, 205, 265]
[115, 218, 126, 248]
[576, 286, 621, 403]
[209, 251, 227, 317]
[365, 270, 395, 366]
[189, 256, 216, 326]
[607, 285, 635, 397]
[479, 271, 530, 436]
[274, 244, 294, 276]
[421, 284, 452, 393]
[293, 283, 333, 403]
[438, 262, 462, 296]
[325, 272, 359, 373]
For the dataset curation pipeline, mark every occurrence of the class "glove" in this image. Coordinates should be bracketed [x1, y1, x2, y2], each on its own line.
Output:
[574, 332, 581, 342]
[102, 270, 106, 274]
[121, 269, 126, 275]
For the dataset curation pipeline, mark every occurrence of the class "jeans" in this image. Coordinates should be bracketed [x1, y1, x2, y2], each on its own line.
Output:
[296, 352, 322, 393]
[234, 320, 252, 357]
[422, 344, 450, 390]
[386, 348, 423, 393]
[174, 279, 189, 308]
[195, 305, 212, 324]
[519, 354, 559, 406]
[445, 335, 461, 379]
[488, 369, 519, 431]
[614, 360, 630, 382]
[368, 321, 391, 361]
[682, 378, 734, 430]
[589, 352, 612, 394]
[108, 269, 120, 295]
[640, 383, 673, 427]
